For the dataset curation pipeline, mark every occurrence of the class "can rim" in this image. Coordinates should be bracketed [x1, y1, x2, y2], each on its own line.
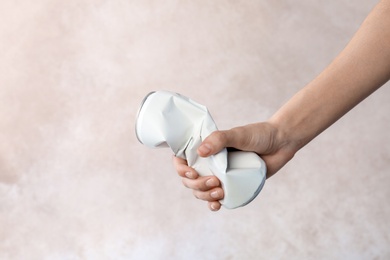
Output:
[135, 91, 156, 144]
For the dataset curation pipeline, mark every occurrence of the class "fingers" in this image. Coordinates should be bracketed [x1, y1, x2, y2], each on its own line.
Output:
[172, 155, 199, 179]
[182, 176, 220, 192]
[197, 123, 280, 158]
[192, 187, 224, 201]
[182, 176, 224, 205]
[197, 130, 230, 157]
[197, 128, 248, 157]
[172, 155, 224, 211]
[208, 201, 222, 211]
[182, 173, 224, 211]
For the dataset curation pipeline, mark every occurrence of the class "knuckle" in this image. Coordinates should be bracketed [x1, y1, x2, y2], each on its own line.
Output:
[177, 165, 187, 176]
[213, 131, 228, 145]
[182, 178, 205, 191]
[190, 178, 206, 191]
[194, 182, 205, 191]
[181, 178, 189, 188]
[193, 190, 202, 200]
[177, 170, 185, 178]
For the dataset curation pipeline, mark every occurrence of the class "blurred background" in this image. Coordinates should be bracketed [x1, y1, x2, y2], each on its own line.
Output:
[1, 0, 389, 259]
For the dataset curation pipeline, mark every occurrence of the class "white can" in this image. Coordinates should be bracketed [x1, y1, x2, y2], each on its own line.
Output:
[135, 90, 266, 209]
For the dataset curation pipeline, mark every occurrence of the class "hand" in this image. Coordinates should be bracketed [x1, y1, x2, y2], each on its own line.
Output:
[173, 121, 298, 211]
[173, 155, 224, 211]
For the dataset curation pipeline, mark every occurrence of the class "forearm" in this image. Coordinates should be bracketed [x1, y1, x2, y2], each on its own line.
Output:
[270, 0, 390, 152]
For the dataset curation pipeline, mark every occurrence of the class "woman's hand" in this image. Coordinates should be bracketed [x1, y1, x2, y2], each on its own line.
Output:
[174, 0, 390, 211]
[173, 121, 298, 211]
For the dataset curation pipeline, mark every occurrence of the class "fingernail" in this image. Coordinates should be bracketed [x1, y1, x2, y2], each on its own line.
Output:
[206, 178, 218, 187]
[210, 203, 217, 210]
[185, 172, 193, 179]
[198, 143, 211, 155]
[211, 190, 220, 199]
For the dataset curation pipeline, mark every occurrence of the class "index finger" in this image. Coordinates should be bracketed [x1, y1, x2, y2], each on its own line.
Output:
[172, 155, 199, 179]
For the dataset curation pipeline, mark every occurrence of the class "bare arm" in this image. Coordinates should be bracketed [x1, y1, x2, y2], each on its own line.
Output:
[174, 0, 390, 211]
[270, 0, 390, 154]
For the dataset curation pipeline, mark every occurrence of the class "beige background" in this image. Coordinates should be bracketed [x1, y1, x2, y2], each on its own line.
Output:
[1, 0, 389, 259]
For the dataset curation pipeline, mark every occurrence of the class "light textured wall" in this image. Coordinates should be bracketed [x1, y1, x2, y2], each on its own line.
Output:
[1, 0, 389, 259]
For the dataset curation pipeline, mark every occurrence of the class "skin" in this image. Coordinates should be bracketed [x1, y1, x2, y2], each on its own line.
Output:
[173, 0, 390, 211]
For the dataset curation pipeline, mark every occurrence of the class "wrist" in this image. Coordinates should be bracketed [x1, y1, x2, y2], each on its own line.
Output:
[267, 117, 302, 157]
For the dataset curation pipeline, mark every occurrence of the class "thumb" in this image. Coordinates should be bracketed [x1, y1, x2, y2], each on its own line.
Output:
[197, 130, 235, 157]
